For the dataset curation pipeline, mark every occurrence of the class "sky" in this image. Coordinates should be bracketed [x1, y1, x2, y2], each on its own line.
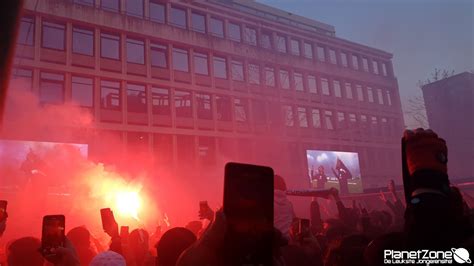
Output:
[258, 0, 474, 128]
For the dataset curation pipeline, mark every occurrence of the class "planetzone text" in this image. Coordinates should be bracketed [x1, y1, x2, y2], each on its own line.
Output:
[384, 250, 454, 264]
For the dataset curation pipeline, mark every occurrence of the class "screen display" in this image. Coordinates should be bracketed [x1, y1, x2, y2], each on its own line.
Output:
[42, 216, 65, 248]
[306, 150, 362, 194]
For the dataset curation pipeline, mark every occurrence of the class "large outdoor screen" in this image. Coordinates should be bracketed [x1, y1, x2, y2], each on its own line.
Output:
[306, 150, 362, 194]
[0, 140, 88, 187]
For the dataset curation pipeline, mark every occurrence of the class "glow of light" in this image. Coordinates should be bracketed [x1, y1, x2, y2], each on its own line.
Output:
[115, 190, 141, 220]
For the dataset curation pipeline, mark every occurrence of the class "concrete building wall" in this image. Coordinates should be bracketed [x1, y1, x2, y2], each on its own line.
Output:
[422, 72, 474, 179]
[5, 0, 405, 189]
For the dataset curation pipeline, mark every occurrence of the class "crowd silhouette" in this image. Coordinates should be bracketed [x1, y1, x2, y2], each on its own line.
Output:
[0, 128, 473, 266]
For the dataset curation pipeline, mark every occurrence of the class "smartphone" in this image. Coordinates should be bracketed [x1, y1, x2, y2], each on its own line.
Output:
[41, 215, 65, 260]
[401, 137, 412, 204]
[0, 200, 7, 221]
[120, 226, 129, 239]
[100, 208, 115, 231]
[223, 162, 274, 266]
[199, 201, 209, 212]
[299, 218, 311, 239]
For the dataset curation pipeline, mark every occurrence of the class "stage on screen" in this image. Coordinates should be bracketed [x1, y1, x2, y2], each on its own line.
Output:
[306, 150, 362, 194]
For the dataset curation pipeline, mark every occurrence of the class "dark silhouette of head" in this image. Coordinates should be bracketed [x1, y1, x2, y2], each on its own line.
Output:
[274, 174, 287, 191]
[7, 237, 44, 266]
[155, 227, 197, 266]
[67, 226, 96, 265]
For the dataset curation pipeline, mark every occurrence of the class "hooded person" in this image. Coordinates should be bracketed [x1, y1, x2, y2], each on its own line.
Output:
[274, 174, 295, 240]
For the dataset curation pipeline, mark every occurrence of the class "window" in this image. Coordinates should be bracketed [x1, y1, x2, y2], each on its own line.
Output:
[345, 83, 353, 99]
[324, 111, 334, 130]
[150, 0, 165, 23]
[356, 84, 364, 101]
[297, 107, 308, 127]
[382, 63, 388, 76]
[126, 0, 143, 17]
[360, 115, 367, 123]
[311, 109, 321, 128]
[279, 70, 290, 89]
[248, 64, 260, 85]
[290, 39, 300, 56]
[196, 93, 212, 119]
[333, 80, 342, 97]
[377, 88, 384, 104]
[194, 52, 209, 75]
[102, 0, 120, 12]
[74, 0, 93, 6]
[265, 67, 275, 87]
[244, 27, 257, 46]
[321, 78, 330, 95]
[198, 137, 216, 165]
[329, 49, 337, 64]
[101, 32, 120, 59]
[151, 87, 170, 115]
[234, 98, 248, 122]
[261, 32, 272, 49]
[303, 42, 313, 59]
[40, 72, 64, 104]
[228, 22, 241, 42]
[386, 90, 392, 106]
[216, 95, 231, 121]
[11, 68, 33, 89]
[367, 87, 374, 102]
[42, 21, 65, 50]
[231, 60, 244, 81]
[170, 6, 186, 29]
[352, 55, 359, 70]
[362, 57, 369, 72]
[126, 38, 145, 64]
[18, 16, 34, 45]
[127, 83, 146, 113]
[213, 56, 227, 79]
[294, 72, 304, 91]
[337, 112, 345, 129]
[73, 26, 93, 56]
[101, 80, 121, 110]
[191, 12, 206, 33]
[276, 35, 287, 53]
[341, 52, 348, 67]
[172, 48, 189, 72]
[283, 105, 294, 126]
[308, 75, 317, 93]
[252, 100, 266, 124]
[174, 90, 192, 117]
[373, 61, 379, 74]
[150, 42, 167, 68]
[71, 76, 93, 107]
[317, 46, 325, 61]
[349, 113, 357, 124]
[210, 17, 224, 38]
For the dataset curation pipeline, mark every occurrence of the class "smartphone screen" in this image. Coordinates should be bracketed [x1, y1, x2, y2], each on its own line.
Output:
[299, 218, 310, 238]
[223, 162, 274, 265]
[0, 200, 7, 221]
[41, 215, 65, 250]
[100, 208, 115, 231]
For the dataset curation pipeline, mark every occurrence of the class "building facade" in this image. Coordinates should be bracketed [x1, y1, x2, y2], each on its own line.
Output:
[422, 72, 474, 179]
[6, 0, 404, 189]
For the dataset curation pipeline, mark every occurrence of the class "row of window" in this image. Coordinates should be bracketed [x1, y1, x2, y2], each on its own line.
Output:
[17, 18, 396, 106]
[68, 0, 393, 77]
[12, 68, 399, 136]
[97, 131, 399, 178]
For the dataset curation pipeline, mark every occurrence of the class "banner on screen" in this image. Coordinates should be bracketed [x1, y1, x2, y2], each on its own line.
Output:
[306, 150, 362, 194]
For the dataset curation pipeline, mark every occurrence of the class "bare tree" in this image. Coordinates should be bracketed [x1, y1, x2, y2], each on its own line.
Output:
[405, 68, 455, 128]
